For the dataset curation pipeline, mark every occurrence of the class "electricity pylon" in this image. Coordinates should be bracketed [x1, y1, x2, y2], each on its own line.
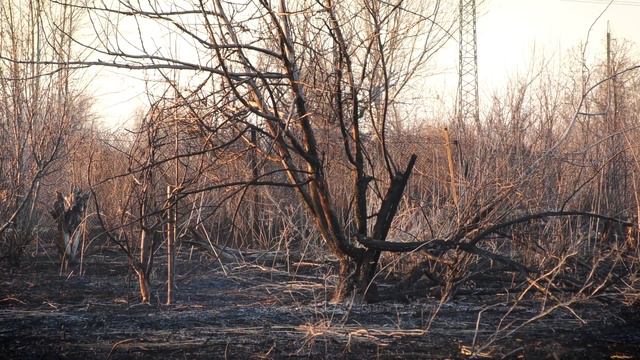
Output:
[458, 0, 479, 126]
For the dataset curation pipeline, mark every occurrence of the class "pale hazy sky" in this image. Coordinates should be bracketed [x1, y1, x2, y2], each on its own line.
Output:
[90, 0, 640, 129]
[476, 0, 639, 88]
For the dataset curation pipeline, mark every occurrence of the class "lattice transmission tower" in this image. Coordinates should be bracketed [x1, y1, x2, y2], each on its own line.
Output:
[458, 0, 479, 125]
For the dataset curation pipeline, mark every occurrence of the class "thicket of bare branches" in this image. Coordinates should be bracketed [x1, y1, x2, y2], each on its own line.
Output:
[1, 2, 639, 354]
[68, 0, 640, 302]
[0, 0, 91, 266]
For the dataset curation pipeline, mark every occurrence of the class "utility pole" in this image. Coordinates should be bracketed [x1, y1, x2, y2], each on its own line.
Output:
[250, 127, 260, 237]
[606, 23, 618, 122]
[458, 0, 479, 126]
[167, 89, 179, 305]
[605, 23, 626, 214]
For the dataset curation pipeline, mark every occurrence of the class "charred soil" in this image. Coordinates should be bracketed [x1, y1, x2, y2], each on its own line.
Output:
[0, 246, 638, 359]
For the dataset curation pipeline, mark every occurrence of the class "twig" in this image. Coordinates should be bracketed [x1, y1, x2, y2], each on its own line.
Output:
[107, 338, 141, 360]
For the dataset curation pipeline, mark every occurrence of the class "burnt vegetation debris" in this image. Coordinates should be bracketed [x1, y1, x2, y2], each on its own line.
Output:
[0, 0, 639, 358]
[1, 247, 639, 359]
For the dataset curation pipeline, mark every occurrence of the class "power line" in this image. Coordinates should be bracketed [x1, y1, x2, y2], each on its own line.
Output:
[560, 0, 640, 7]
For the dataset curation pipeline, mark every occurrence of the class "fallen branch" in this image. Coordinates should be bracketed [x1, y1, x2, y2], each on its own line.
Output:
[468, 210, 635, 246]
[353, 234, 448, 254]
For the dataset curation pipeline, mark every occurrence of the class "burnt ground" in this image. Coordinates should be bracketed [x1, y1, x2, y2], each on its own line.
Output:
[0, 245, 639, 359]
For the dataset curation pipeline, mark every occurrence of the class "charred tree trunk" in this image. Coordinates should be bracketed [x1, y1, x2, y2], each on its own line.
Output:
[331, 155, 417, 303]
[50, 189, 89, 270]
[356, 155, 417, 301]
[332, 258, 359, 302]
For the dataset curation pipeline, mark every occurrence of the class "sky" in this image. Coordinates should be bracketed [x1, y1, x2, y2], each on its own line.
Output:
[476, 0, 639, 91]
[89, 0, 640, 129]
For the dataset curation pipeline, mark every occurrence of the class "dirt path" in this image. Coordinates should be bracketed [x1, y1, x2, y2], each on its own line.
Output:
[1, 248, 638, 359]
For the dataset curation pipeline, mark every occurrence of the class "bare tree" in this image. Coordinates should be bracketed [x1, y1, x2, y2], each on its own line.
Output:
[0, 0, 87, 265]
[86, 103, 171, 303]
[37, 0, 453, 301]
